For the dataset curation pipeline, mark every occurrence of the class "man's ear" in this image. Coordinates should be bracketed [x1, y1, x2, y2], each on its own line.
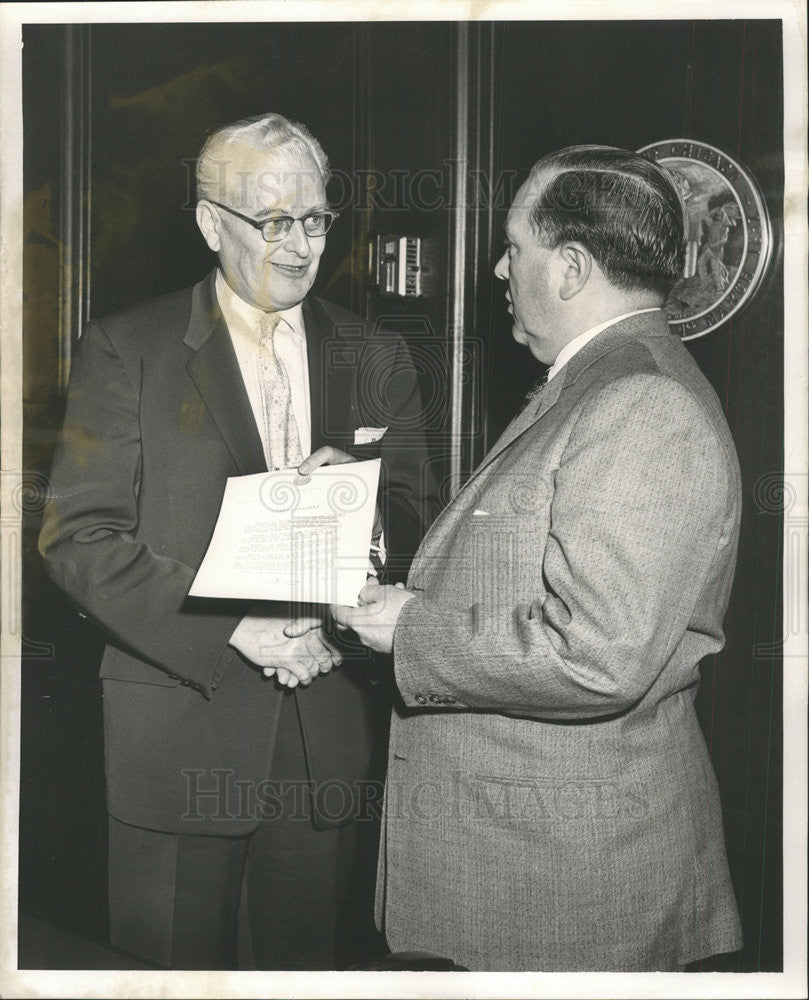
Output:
[196, 202, 221, 253]
[558, 241, 592, 300]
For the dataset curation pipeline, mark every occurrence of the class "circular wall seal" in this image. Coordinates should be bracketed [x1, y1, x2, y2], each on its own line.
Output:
[638, 139, 772, 340]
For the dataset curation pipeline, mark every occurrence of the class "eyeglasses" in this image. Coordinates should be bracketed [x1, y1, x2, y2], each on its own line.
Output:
[208, 200, 338, 242]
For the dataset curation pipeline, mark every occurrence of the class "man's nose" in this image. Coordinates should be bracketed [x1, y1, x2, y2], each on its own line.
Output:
[282, 220, 312, 256]
[494, 251, 509, 280]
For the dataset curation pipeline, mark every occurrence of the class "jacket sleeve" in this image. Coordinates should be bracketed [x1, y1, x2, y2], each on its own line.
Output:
[38, 320, 244, 697]
[392, 373, 740, 719]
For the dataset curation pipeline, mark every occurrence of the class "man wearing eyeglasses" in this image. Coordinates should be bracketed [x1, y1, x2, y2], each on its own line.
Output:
[39, 113, 436, 970]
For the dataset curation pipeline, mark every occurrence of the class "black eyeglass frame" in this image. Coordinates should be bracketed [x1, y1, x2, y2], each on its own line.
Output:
[207, 200, 338, 242]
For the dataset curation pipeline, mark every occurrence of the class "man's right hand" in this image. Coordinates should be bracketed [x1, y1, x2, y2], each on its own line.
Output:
[229, 613, 341, 687]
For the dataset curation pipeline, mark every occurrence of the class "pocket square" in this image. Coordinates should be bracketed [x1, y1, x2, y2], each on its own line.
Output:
[354, 426, 388, 445]
[473, 509, 490, 516]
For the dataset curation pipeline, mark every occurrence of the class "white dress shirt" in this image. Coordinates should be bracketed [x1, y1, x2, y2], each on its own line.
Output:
[215, 270, 312, 459]
[546, 307, 661, 383]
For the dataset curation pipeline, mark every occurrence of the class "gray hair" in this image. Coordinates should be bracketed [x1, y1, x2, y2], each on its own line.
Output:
[196, 113, 330, 203]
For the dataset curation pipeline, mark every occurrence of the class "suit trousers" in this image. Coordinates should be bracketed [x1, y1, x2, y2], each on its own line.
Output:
[108, 691, 364, 970]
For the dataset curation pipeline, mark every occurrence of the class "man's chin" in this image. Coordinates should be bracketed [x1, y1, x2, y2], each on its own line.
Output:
[512, 327, 552, 365]
[257, 278, 316, 312]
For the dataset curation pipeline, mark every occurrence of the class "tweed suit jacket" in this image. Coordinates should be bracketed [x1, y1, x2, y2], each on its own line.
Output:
[379, 311, 743, 970]
[40, 269, 436, 835]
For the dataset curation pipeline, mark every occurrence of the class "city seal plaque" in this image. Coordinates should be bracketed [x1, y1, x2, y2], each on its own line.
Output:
[638, 139, 772, 341]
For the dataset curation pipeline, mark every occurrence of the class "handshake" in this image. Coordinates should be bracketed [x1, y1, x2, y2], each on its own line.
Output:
[228, 579, 415, 687]
[227, 447, 415, 686]
[228, 606, 345, 688]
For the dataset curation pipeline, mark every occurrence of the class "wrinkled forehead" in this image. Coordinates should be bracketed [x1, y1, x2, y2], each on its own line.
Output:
[216, 143, 326, 211]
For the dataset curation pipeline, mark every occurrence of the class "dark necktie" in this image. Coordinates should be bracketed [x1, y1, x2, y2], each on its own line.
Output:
[522, 372, 549, 409]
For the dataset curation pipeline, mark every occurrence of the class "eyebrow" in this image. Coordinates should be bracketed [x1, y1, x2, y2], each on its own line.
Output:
[254, 204, 331, 221]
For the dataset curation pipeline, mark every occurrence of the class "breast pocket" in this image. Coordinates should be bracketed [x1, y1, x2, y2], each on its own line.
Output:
[344, 440, 383, 461]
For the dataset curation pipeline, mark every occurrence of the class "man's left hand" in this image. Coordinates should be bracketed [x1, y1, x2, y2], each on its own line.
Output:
[332, 578, 415, 654]
[297, 446, 384, 567]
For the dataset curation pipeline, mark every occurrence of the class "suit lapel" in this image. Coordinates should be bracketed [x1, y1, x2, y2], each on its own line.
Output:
[184, 271, 267, 476]
[303, 297, 356, 450]
[411, 313, 672, 577]
[445, 311, 674, 506]
[473, 373, 565, 476]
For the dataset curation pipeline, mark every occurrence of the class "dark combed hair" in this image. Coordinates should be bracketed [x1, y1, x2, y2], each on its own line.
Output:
[527, 146, 686, 299]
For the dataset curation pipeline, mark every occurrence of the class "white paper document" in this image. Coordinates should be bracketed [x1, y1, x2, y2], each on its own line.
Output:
[189, 460, 381, 606]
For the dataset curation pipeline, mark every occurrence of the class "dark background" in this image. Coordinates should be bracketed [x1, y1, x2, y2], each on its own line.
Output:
[20, 19, 783, 971]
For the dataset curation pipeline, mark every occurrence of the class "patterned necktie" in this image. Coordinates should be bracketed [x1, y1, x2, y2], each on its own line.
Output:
[522, 371, 549, 409]
[257, 312, 303, 470]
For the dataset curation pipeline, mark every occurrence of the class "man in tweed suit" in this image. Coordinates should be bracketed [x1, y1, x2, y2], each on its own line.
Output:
[335, 145, 743, 970]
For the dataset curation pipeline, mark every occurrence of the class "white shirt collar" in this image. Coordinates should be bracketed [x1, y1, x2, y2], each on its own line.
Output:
[214, 269, 306, 343]
[546, 307, 660, 383]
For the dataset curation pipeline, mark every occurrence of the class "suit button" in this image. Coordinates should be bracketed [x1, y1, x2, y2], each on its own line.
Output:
[414, 693, 427, 705]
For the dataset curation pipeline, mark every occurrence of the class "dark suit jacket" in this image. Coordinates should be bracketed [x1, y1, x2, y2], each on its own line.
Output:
[39, 270, 437, 835]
